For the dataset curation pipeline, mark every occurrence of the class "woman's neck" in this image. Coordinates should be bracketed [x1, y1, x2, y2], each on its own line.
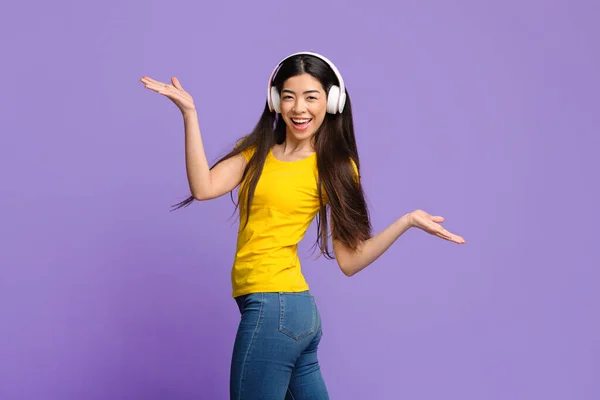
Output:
[279, 134, 315, 155]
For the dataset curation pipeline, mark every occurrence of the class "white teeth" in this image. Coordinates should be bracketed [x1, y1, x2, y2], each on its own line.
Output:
[291, 118, 311, 124]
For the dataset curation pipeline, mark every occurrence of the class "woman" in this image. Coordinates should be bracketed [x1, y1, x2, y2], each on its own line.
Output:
[140, 52, 465, 400]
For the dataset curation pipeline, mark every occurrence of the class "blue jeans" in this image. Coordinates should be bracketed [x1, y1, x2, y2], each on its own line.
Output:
[230, 291, 330, 400]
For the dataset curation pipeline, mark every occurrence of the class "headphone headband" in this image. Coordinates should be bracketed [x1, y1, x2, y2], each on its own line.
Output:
[267, 51, 346, 114]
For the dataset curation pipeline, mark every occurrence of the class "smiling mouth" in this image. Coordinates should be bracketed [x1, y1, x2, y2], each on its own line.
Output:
[291, 118, 312, 124]
[289, 117, 312, 131]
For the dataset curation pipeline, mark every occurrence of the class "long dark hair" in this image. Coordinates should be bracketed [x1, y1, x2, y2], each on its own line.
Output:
[172, 54, 372, 258]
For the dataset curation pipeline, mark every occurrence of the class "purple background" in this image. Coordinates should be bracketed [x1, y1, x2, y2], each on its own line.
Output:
[1, 0, 598, 399]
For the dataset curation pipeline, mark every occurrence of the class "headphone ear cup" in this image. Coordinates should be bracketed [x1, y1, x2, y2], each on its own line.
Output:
[338, 92, 347, 113]
[270, 86, 281, 113]
[327, 85, 340, 114]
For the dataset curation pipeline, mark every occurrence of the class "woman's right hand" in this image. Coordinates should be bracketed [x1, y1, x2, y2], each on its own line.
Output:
[140, 76, 196, 115]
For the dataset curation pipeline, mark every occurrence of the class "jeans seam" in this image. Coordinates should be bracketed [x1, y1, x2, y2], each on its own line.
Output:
[286, 388, 297, 400]
[237, 292, 264, 400]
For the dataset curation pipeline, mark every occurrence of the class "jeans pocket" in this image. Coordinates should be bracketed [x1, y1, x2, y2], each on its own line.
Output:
[278, 292, 316, 341]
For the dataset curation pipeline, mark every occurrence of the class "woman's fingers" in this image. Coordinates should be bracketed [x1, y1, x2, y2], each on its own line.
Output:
[435, 225, 452, 240]
[142, 77, 186, 99]
[141, 76, 165, 86]
[443, 230, 466, 244]
[141, 77, 164, 89]
[431, 223, 465, 244]
[449, 235, 466, 244]
[172, 76, 184, 90]
[141, 77, 173, 92]
[143, 80, 177, 97]
[140, 75, 196, 115]
[411, 210, 465, 244]
[143, 81, 164, 91]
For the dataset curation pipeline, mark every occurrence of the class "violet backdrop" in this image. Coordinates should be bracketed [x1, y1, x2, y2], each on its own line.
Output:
[1, 0, 598, 399]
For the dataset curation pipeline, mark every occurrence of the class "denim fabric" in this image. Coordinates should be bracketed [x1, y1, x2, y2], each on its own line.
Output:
[230, 291, 330, 400]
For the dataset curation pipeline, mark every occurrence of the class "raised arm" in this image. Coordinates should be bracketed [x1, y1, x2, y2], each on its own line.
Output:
[181, 110, 247, 200]
[332, 210, 465, 276]
[141, 76, 247, 200]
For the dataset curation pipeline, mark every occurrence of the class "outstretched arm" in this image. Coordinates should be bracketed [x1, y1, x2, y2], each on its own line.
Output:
[332, 210, 465, 276]
[141, 76, 247, 200]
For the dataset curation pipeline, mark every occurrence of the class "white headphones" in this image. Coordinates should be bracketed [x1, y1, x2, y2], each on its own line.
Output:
[267, 51, 347, 115]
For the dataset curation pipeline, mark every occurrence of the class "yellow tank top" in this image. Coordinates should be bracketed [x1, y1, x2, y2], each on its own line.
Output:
[230, 146, 321, 298]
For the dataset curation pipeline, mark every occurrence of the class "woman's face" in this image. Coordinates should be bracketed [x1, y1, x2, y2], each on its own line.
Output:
[279, 73, 327, 142]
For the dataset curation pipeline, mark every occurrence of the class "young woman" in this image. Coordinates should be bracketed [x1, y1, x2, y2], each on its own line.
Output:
[141, 52, 465, 400]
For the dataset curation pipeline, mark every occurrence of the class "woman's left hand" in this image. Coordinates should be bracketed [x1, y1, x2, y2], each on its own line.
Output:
[408, 209, 466, 244]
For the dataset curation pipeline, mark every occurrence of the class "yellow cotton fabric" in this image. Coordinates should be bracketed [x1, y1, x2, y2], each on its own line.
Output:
[231, 147, 321, 298]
